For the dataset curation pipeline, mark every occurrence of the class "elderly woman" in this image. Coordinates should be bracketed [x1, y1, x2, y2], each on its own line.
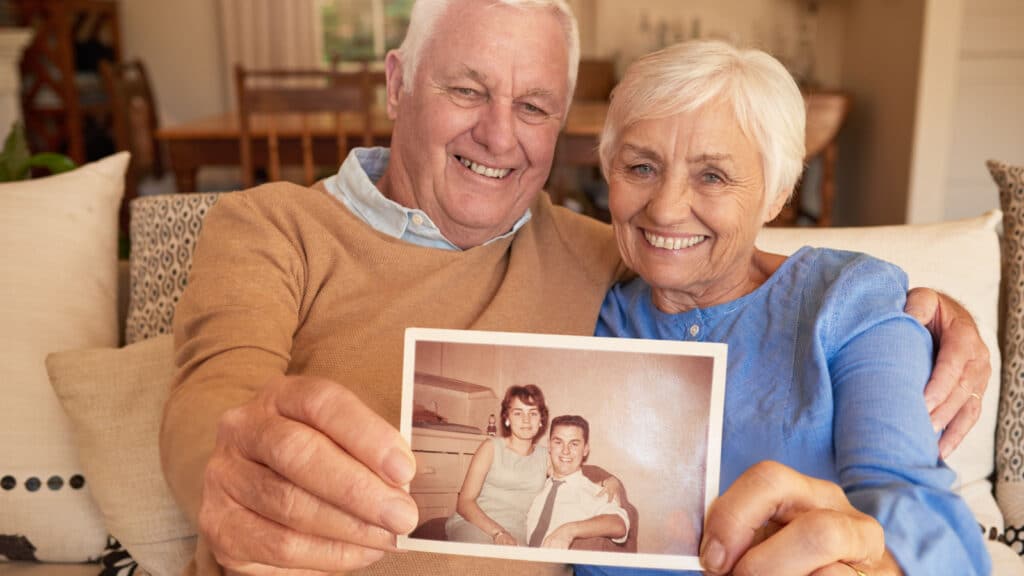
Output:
[585, 41, 989, 575]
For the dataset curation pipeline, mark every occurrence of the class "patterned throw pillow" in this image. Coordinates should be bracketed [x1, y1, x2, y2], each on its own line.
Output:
[127, 193, 223, 343]
[989, 159, 1024, 556]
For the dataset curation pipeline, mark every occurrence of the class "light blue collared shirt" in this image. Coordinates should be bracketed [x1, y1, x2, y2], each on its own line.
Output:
[322, 147, 531, 251]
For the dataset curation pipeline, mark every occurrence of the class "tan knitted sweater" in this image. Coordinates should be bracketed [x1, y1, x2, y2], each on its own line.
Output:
[162, 182, 625, 575]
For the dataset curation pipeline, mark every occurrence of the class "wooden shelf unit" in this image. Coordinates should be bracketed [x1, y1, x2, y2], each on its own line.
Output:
[13, 0, 120, 163]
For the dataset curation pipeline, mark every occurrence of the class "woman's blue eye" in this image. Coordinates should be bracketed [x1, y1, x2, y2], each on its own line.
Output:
[630, 164, 654, 176]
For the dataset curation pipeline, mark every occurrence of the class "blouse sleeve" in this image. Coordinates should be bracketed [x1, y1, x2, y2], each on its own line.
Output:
[823, 255, 989, 575]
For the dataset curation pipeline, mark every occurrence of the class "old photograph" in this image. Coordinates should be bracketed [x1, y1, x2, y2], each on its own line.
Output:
[397, 328, 726, 571]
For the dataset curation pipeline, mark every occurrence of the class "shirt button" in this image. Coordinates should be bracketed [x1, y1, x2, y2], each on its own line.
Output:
[412, 214, 425, 226]
[689, 324, 700, 337]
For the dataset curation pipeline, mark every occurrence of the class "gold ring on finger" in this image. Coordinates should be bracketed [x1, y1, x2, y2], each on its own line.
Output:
[958, 381, 982, 401]
[839, 560, 868, 576]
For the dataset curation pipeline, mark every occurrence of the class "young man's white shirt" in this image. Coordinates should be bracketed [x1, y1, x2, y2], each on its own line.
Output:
[525, 469, 630, 546]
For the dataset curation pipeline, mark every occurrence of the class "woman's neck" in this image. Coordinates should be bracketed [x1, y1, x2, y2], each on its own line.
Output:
[651, 249, 787, 314]
[505, 435, 536, 455]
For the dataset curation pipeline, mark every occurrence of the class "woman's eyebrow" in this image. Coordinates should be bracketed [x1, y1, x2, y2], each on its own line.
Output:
[687, 153, 734, 164]
[619, 142, 661, 160]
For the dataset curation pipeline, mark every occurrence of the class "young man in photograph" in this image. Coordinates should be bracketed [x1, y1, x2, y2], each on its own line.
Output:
[525, 415, 629, 549]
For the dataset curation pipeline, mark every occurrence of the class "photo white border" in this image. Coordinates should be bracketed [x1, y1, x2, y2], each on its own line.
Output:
[398, 327, 727, 571]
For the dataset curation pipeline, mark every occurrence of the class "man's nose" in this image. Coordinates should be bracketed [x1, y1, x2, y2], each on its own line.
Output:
[472, 101, 517, 155]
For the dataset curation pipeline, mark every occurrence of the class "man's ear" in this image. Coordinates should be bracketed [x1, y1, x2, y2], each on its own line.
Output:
[582, 443, 590, 462]
[385, 50, 405, 120]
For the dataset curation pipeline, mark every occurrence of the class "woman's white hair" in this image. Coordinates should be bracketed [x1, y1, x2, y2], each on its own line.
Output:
[599, 40, 806, 206]
[397, 0, 580, 106]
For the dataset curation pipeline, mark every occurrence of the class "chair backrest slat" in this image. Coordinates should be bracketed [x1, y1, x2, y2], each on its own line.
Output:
[235, 62, 382, 188]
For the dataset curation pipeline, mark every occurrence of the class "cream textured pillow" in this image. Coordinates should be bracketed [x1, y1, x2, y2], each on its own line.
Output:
[46, 334, 195, 576]
[757, 212, 1003, 529]
[0, 152, 128, 562]
[989, 159, 1024, 557]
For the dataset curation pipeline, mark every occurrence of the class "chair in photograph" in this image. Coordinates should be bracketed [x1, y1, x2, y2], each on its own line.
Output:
[234, 63, 377, 188]
[99, 59, 164, 232]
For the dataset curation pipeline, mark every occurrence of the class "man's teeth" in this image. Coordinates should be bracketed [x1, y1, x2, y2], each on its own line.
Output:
[459, 157, 511, 179]
[644, 231, 707, 250]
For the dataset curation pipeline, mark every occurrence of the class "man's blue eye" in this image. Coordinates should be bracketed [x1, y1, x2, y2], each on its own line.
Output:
[702, 172, 724, 184]
[631, 164, 654, 176]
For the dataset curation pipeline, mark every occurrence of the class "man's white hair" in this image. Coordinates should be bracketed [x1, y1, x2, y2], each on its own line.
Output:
[599, 40, 806, 207]
[396, 0, 580, 107]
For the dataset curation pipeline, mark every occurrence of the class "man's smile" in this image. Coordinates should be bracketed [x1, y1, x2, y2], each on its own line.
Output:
[455, 155, 513, 179]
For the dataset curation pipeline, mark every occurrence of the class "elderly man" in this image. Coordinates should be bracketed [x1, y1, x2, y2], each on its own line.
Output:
[161, 1, 990, 575]
[525, 416, 629, 549]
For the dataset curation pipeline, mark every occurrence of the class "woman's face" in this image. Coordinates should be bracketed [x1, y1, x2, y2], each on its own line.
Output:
[507, 397, 543, 441]
[607, 100, 784, 312]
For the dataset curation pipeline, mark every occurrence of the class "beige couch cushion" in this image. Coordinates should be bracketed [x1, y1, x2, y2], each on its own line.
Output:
[46, 334, 195, 576]
[0, 153, 128, 562]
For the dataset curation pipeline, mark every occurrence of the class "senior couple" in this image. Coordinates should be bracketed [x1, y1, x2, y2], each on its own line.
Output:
[162, 0, 992, 575]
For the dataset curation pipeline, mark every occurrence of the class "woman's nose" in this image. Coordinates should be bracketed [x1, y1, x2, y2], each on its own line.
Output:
[647, 179, 693, 224]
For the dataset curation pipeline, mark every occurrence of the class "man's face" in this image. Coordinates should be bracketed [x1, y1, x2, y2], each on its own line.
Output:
[383, 0, 570, 249]
[549, 424, 588, 478]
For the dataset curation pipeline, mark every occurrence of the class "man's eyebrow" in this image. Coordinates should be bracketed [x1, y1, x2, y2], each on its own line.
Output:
[461, 65, 487, 84]
[519, 88, 556, 100]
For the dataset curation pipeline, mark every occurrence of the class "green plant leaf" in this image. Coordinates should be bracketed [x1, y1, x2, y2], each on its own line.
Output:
[27, 152, 76, 175]
[0, 121, 31, 181]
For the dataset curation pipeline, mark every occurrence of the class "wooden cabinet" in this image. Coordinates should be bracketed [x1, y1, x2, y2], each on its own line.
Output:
[13, 0, 120, 163]
[410, 428, 487, 523]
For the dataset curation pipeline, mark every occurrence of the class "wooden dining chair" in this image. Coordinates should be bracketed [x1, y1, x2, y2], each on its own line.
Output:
[773, 91, 852, 227]
[234, 63, 379, 188]
[574, 58, 616, 102]
[99, 59, 164, 233]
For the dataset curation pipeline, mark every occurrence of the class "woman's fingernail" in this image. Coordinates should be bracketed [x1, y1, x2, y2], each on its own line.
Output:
[384, 447, 416, 484]
[381, 497, 418, 534]
[700, 538, 726, 572]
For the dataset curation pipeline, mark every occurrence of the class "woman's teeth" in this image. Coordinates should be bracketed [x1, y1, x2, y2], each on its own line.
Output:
[459, 156, 511, 179]
[644, 232, 707, 250]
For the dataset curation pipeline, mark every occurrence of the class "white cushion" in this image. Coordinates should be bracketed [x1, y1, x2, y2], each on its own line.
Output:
[758, 211, 1003, 526]
[0, 153, 128, 562]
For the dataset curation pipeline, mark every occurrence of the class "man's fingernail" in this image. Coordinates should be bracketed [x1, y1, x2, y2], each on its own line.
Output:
[384, 447, 416, 484]
[381, 497, 418, 534]
[700, 538, 726, 572]
[932, 418, 942, 433]
[925, 396, 937, 412]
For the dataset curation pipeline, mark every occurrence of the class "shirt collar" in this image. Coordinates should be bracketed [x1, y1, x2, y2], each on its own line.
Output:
[550, 469, 586, 486]
[324, 147, 532, 251]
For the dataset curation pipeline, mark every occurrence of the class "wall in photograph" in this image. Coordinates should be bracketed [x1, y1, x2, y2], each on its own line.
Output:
[420, 341, 714, 555]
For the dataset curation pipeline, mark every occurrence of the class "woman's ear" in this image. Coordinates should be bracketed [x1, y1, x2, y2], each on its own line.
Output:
[384, 50, 404, 120]
[763, 187, 791, 224]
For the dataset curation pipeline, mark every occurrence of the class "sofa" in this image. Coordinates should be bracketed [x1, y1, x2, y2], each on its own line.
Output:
[1, 152, 1023, 575]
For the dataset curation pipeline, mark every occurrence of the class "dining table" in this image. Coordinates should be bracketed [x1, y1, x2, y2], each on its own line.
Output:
[156, 101, 611, 193]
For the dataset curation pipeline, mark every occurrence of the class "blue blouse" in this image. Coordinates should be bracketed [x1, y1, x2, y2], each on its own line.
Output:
[581, 246, 988, 575]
